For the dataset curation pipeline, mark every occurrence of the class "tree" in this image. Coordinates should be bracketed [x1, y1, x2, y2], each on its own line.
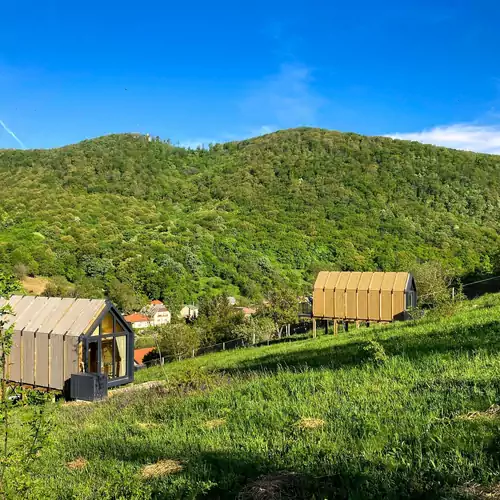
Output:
[42, 276, 74, 297]
[157, 323, 201, 361]
[260, 288, 298, 336]
[197, 293, 245, 344]
[107, 279, 144, 313]
[232, 316, 275, 344]
[411, 261, 456, 308]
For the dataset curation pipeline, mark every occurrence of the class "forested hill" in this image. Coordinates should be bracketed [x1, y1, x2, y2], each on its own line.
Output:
[1, 127, 499, 310]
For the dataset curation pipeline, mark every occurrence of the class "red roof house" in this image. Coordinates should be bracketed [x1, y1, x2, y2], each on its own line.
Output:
[134, 347, 155, 364]
[124, 313, 149, 323]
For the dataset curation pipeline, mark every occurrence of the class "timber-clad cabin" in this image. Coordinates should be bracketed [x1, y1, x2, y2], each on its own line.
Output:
[312, 272, 417, 328]
[0, 295, 134, 394]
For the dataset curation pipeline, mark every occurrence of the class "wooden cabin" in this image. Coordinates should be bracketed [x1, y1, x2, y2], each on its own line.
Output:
[312, 272, 417, 333]
[0, 295, 134, 394]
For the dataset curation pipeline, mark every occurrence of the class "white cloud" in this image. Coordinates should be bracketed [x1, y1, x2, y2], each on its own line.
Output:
[388, 124, 500, 155]
[240, 63, 326, 129]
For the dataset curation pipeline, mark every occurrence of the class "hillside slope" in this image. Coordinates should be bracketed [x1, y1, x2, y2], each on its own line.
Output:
[10, 295, 500, 499]
[1, 128, 500, 305]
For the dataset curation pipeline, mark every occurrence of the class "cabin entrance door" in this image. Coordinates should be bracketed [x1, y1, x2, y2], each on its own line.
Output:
[86, 339, 99, 374]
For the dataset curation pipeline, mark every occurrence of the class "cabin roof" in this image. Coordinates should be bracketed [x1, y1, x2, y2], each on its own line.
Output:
[0, 295, 107, 337]
[314, 272, 411, 293]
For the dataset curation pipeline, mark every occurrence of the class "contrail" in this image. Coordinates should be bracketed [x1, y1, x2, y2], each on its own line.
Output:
[0, 119, 26, 149]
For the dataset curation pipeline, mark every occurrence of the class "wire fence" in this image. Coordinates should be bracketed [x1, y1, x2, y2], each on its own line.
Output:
[138, 321, 312, 369]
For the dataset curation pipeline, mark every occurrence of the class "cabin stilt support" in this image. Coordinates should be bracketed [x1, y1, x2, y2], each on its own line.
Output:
[312, 318, 317, 338]
[324, 320, 329, 335]
[333, 320, 338, 335]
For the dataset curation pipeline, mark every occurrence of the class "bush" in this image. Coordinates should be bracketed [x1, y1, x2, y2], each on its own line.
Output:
[362, 340, 388, 365]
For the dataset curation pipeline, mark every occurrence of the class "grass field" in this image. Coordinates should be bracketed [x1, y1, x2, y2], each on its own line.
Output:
[8, 295, 500, 499]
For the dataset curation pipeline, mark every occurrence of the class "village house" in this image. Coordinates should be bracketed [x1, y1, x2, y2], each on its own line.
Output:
[125, 300, 171, 330]
[123, 312, 151, 330]
[145, 299, 171, 325]
[180, 304, 199, 320]
[234, 306, 257, 319]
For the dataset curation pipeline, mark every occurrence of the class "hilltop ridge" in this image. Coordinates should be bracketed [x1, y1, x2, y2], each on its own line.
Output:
[0, 127, 499, 306]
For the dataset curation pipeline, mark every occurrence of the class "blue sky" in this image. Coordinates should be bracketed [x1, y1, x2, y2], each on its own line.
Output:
[1, 0, 500, 152]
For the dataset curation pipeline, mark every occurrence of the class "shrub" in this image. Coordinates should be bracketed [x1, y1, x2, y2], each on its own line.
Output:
[362, 340, 388, 365]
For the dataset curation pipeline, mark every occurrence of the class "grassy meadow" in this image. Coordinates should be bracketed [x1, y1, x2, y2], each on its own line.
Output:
[9, 295, 500, 499]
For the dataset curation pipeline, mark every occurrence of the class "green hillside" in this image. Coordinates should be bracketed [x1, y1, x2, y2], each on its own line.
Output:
[1, 128, 500, 307]
[8, 295, 500, 499]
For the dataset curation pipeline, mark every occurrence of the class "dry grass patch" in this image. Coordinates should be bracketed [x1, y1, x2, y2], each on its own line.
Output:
[459, 482, 500, 499]
[457, 405, 500, 421]
[22, 276, 50, 295]
[141, 459, 183, 479]
[203, 418, 226, 429]
[67, 457, 88, 470]
[110, 380, 166, 397]
[295, 417, 325, 430]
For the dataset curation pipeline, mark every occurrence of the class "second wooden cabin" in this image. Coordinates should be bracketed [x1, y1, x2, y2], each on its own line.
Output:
[312, 271, 417, 333]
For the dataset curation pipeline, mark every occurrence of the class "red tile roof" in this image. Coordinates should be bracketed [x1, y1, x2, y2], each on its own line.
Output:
[124, 313, 149, 323]
[151, 300, 163, 305]
[134, 347, 155, 364]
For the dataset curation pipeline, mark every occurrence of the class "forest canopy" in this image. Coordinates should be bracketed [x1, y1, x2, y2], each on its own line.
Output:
[0, 127, 499, 311]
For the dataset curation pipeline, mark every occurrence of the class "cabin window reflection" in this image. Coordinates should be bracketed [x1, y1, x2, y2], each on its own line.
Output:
[101, 312, 114, 334]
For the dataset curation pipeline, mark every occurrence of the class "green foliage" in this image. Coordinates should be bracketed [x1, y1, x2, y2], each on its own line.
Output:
[157, 323, 201, 360]
[232, 316, 275, 343]
[260, 287, 299, 334]
[412, 261, 456, 308]
[1, 129, 500, 304]
[197, 294, 245, 343]
[0, 272, 21, 298]
[362, 339, 388, 365]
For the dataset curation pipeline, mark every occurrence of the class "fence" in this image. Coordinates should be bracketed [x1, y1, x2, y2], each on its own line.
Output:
[138, 320, 312, 369]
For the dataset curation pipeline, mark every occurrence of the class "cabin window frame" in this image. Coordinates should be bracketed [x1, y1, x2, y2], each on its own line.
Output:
[80, 303, 134, 388]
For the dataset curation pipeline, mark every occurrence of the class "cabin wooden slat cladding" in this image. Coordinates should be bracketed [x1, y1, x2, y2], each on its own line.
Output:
[0, 295, 135, 392]
[313, 271, 417, 323]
